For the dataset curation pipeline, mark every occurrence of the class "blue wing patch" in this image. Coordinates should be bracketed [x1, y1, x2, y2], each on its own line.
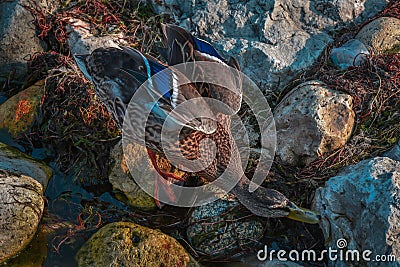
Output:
[193, 37, 224, 61]
[148, 60, 172, 99]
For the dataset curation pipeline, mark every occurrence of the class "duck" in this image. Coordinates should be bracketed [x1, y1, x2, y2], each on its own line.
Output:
[74, 24, 320, 224]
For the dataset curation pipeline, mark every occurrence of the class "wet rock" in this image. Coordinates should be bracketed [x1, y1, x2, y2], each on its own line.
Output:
[273, 81, 354, 166]
[0, 170, 44, 264]
[151, 0, 388, 92]
[0, 0, 57, 84]
[0, 142, 52, 189]
[0, 80, 45, 138]
[2, 226, 47, 266]
[186, 197, 264, 257]
[314, 157, 400, 267]
[356, 17, 400, 54]
[67, 19, 127, 55]
[109, 141, 156, 209]
[76, 221, 198, 267]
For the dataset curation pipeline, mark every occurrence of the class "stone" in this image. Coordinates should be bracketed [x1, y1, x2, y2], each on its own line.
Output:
[186, 197, 264, 257]
[151, 0, 388, 92]
[0, 170, 44, 264]
[109, 141, 156, 209]
[356, 17, 400, 54]
[1, 226, 47, 267]
[330, 39, 370, 69]
[273, 81, 354, 166]
[0, 79, 45, 138]
[67, 19, 127, 56]
[384, 141, 400, 161]
[75, 221, 198, 267]
[313, 157, 400, 267]
[0, 142, 52, 189]
[0, 0, 58, 84]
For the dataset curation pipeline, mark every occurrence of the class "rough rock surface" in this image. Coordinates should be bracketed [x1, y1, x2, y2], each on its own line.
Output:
[384, 141, 400, 161]
[314, 157, 400, 267]
[0, 0, 57, 83]
[0, 170, 44, 264]
[187, 197, 264, 257]
[356, 17, 400, 54]
[2, 226, 47, 267]
[0, 142, 52, 189]
[151, 0, 389, 92]
[67, 19, 126, 55]
[330, 39, 370, 69]
[273, 81, 355, 166]
[76, 221, 198, 267]
[0, 80, 45, 138]
[109, 141, 156, 209]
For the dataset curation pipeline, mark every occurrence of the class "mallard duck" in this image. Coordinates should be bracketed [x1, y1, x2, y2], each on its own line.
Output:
[74, 24, 320, 224]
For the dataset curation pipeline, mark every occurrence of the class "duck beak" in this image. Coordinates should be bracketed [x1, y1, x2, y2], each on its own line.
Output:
[286, 202, 320, 224]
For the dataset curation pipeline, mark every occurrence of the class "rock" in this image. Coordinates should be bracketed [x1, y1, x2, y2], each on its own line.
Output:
[0, 79, 45, 138]
[314, 157, 400, 267]
[186, 197, 264, 257]
[0, 170, 45, 264]
[2, 226, 47, 267]
[330, 39, 370, 69]
[384, 141, 400, 161]
[75, 221, 198, 267]
[67, 19, 127, 55]
[273, 81, 354, 166]
[109, 141, 156, 209]
[151, 0, 388, 92]
[0, 142, 52, 189]
[356, 17, 400, 54]
[0, 0, 57, 84]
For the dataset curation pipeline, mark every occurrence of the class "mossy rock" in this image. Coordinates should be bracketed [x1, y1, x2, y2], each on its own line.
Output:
[109, 141, 156, 210]
[0, 142, 52, 189]
[0, 80, 45, 138]
[3, 226, 47, 267]
[76, 222, 198, 267]
[356, 17, 400, 55]
[0, 170, 44, 264]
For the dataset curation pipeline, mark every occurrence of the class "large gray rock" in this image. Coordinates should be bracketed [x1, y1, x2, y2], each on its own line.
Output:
[273, 81, 354, 166]
[0, 170, 45, 264]
[67, 19, 127, 56]
[151, 0, 389, 92]
[314, 157, 400, 267]
[186, 197, 264, 257]
[0, 0, 57, 83]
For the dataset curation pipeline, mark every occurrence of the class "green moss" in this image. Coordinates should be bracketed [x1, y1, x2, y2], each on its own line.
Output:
[0, 142, 53, 182]
[384, 43, 400, 54]
[76, 222, 196, 267]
